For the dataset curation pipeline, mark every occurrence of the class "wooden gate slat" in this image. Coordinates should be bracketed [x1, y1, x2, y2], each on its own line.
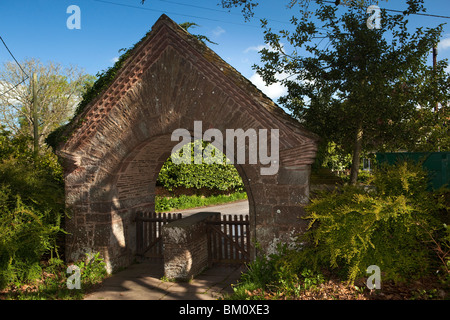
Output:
[221, 215, 226, 261]
[207, 214, 250, 265]
[216, 215, 222, 261]
[137, 211, 249, 263]
[136, 211, 183, 257]
[232, 215, 237, 260]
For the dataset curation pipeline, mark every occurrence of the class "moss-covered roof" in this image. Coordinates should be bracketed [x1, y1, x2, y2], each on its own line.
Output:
[47, 14, 319, 151]
[46, 27, 152, 150]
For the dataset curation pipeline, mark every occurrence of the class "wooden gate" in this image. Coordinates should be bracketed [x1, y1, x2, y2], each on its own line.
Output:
[135, 212, 182, 257]
[207, 214, 250, 265]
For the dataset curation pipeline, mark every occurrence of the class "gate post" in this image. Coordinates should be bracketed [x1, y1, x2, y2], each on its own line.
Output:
[162, 212, 220, 281]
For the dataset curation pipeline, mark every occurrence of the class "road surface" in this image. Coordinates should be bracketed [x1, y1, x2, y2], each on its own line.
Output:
[173, 199, 249, 217]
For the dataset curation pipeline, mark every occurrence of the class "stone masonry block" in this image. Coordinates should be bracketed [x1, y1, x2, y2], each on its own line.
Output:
[162, 212, 219, 280]
[277, 166, 311, 186]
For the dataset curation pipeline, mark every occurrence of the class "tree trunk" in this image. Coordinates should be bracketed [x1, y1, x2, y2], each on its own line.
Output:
[349, 121, 363, 185]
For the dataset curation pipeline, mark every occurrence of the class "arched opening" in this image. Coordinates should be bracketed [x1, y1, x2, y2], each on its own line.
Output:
[109, 134, 258, 272]
[59, 15, 318, 274]
[146, 139, 251, 268]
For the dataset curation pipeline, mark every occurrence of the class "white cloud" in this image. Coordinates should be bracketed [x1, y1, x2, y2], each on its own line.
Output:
[244, 42, 286, 55]
[438, 37, 450, 51]
[244, 44, 268, 54]
[249, 72, 288, 101]
[110, 56, 119, 64]
[212, 26, 225, 37]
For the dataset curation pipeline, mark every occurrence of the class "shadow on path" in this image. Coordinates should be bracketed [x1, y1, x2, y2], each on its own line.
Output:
[84, 258, 245, 300]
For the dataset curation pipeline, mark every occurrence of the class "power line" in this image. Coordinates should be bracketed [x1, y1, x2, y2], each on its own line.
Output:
[382, 8, 450, 20]
[323, 0, 450, 19]
[0, 35, 29, 99]
[0, 76, 29, 99]
[156, 0, 292, 26]
[157, 0, 242, 16]
[0, 35, 29, 78]
[92, 0, 260, 28]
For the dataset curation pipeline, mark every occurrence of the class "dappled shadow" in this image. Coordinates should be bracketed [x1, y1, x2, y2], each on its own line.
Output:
[83, 258, 245, 300]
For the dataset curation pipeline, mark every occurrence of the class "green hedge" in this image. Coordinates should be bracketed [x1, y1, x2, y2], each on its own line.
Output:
[157, 140, 244, 192]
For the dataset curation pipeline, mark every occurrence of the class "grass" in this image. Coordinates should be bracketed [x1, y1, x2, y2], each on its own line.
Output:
[155, 191, 247, 212]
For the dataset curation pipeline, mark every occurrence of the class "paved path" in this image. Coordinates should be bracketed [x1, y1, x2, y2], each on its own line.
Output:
[84, 259, 245, 300]
[84, 201, 249, 300]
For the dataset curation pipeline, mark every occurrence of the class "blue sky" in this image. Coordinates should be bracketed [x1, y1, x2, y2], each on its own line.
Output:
[1, 0, 449, 101]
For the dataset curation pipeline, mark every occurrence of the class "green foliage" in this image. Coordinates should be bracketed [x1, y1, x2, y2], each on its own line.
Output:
[157, 141, 245, 192]
[219, 0, 259, 21]
[301, 160, 449, 283]
[75, 252, 107, 287]
[0, 59, 94, 149]
[1, 253, 108, 300]
[0, 194, 62, 289]
[230, 251, 278, 300]
[230, 244, 325, 300]
[254, 0, 450, 181]
[0, 129, 65, 290]
[231, 162, 448, 300]
[179, 22, 218, 45]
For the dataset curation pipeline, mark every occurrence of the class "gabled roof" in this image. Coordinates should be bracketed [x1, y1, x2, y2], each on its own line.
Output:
[53, 14, 319, 157]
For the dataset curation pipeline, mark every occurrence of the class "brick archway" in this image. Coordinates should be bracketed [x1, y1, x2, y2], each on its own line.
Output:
[57, 15, 319, 272]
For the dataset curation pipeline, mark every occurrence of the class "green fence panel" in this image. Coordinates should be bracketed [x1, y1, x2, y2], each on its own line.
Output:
[375, 152, 449, 190]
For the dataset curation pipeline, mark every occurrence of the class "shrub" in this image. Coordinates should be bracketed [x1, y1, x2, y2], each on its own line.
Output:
[230, 244, 325, 299]
[301, 160, 448, 283]
[0, 129, 65, 289]
[157, 140, 244, 192]
[0, 193, 62, 289]
[74, 252, 107, 287]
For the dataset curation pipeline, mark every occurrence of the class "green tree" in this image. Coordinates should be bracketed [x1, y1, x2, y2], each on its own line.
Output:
[0, 58, 94, 150]
[227, 0, 449, 183]
[141, 0, 450, 182]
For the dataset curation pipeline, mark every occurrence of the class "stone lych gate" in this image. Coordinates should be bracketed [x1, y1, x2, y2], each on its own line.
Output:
[57, 15, 319, 273]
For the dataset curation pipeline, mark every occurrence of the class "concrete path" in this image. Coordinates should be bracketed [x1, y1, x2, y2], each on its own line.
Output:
[84, 259, 245, 300]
